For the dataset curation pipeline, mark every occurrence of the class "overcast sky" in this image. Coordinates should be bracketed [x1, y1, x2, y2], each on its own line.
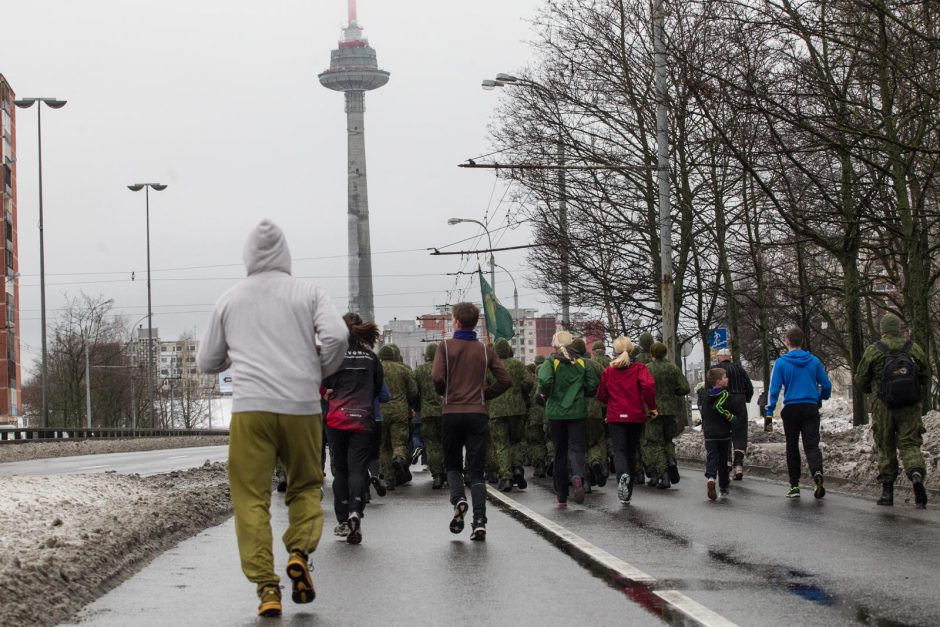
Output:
[2, 0, 549, 371]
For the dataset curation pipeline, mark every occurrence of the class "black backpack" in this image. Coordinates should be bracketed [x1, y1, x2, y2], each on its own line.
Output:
[876, 340, 921, 408]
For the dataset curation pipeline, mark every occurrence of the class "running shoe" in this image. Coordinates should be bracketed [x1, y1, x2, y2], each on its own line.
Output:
[555, 500, 568, 509]
[470, 518, 487, 541]
[617, 473, 632, 504]
[786, 485, 801, 498]
[258, 586, 282, 617]
[346, 512, 362, 545]
[449, 499, 469, 534]
[572, 476, 585, 504]
[813, 472, 826, 499]
[411, 447, 424, 466]
[719, 489, 729, 498]
[333, 522, 350, 537]
[370, 475, 387, 497]
[706, 478, 717, 501]
[733, 465, 744, 481]
[286, 550, 316, 604]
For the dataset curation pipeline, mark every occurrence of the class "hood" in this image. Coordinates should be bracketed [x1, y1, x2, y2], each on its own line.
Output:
[424, 343, 437, 362]
[494, 338, 512, 359]
[781, 349, 814, 368]
[880, 313, 901, 336]
[243, 220, 292, 276]
[378, 345, 395, 361]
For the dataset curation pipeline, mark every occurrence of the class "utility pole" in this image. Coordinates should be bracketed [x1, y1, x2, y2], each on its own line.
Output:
[85, 338, 91, 428]
[653, 0, 676, 361]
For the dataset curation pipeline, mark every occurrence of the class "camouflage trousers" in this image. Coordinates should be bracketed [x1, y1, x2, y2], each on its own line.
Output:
[525, 415, 548, 466]
[871, 404, 927, 483]
[421, 414, 445, 477]
[641, 415, 680, 477]
[585, 418, 609, 478]
[490, 415, 526, 480]
[380, 414, 410, 481]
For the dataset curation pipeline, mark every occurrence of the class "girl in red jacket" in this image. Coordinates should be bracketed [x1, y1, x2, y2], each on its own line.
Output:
[596, 336, 657, 504]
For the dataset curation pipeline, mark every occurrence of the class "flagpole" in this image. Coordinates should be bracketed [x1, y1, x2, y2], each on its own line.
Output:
[478, 267, 492, 345]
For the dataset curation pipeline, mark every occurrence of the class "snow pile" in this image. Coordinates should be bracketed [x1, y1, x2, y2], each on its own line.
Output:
[0, 462, 231, 627]
[0, 435, 229, 464]
[819, 398, 854, 433]
[675, 410, 940, 493]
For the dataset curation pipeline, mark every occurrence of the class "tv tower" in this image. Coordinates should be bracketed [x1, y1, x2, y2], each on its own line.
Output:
[319, 0, 389, 323]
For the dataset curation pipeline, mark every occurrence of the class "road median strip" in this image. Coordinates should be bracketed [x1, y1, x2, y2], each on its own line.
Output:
[487, 486, 738, 627]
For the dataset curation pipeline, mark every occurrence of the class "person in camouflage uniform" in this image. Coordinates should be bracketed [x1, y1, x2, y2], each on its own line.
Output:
[487, 339, 535, 491]
[635, 332, 654, 365]
[856, 313, 930, 509]
[415, 343, 445, 489]
[525, 360, 549, 477]
[378, 344, 419, 489]
[572, 338, 609, 490]
[644, 342, 691, 489]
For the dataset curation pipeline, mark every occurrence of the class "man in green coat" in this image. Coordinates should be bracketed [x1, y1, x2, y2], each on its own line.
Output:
[525, 360, 549, 477]
[644, 342, 691, 489]
[415, 343, 445, 489]
[856, 313, 930, 508]
[573, 338, 609, 489]
[378, 344, 419, 489]
[636, 332, 654, 365]
[488, 339, 535, 491]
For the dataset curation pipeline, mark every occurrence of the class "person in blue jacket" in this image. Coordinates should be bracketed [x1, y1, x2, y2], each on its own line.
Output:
[765, 327, 832, 499]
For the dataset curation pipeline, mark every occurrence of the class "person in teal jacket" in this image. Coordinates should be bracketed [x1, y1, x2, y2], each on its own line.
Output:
[538, 331, 599, 506]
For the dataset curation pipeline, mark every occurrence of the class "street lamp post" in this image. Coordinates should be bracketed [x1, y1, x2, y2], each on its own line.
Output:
[482, 75, 571, 329]
[13, 97, 66, 428]
[127, 183, 167, 428]
[447, 217, 496, 291]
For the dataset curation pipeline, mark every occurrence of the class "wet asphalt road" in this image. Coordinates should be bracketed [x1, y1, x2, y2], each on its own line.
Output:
[62, 467, 660, 626]
[0, 445, 229, 476]
[501, 467, 940, 626]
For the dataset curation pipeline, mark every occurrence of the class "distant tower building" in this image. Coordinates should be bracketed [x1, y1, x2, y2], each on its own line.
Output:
[0, 74, 22, 424]
[319, 0, 389, 323]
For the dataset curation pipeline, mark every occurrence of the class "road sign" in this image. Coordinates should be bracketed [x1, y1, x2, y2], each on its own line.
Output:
[709, 327, 728, 349]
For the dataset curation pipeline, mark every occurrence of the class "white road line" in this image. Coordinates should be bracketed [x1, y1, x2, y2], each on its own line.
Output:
[78, 464, 108, 470]
[655, 590, 739, 627]
[167, 455, 188, 459]
[487, 486, 738, 627]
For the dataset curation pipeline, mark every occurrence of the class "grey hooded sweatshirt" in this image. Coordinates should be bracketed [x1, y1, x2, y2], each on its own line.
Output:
[197, 220, 348, 415]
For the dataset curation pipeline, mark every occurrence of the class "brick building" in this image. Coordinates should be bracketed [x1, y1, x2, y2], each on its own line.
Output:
[0, 75, 21, 425]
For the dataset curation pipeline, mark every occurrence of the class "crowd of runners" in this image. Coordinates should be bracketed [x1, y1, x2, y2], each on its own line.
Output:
[196, 221, 932, 617]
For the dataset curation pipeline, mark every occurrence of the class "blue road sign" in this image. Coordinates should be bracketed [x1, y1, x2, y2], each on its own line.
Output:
[709, 327, 728, 349]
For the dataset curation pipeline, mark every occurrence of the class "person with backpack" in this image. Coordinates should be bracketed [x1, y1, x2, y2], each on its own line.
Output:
[765, 327, 832, 499]
[856, 313, 930, 508]
[538, 331, 599, 506]
[596, 336, 655, 505]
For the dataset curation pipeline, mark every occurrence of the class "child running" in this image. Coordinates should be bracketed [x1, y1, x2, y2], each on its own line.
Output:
[596, 336, 656, 505]
[701, 367, 734, 501]
[432, 303, 511, 540]
[322, 312, 383, 544]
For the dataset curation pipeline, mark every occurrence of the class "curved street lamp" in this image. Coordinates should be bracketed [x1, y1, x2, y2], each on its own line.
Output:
[13, 97, 67, 427]
[127, 183, 167, 428]
[447, 217, 495, 291]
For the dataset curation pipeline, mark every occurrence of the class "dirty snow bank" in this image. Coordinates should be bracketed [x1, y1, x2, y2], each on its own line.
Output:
[677, 410, 940, 494]
[0, 462, 231, 627]
[0, 435, 229, 464]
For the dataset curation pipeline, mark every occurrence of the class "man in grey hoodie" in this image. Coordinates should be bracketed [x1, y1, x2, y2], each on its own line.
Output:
[197, 220, 347, 617]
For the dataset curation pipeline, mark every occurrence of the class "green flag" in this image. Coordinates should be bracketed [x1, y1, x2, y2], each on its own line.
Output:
[479, 270, 515, 340]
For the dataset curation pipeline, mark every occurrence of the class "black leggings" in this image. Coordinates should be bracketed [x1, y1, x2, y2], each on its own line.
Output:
[550, 419, 587, 501]
[609, 422, 644, 480]
[326, 427, 373, 523]
[781, 404, 823, 485]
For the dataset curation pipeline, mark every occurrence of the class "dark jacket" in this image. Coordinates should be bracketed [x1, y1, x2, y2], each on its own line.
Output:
[323, 348, 384, 433]
[701, 387, 735, 441]
[716, 360, 754, 401]
[432, 337, 511, 414]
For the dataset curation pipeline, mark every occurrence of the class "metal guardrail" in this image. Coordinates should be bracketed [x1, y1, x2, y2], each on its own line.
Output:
[0, 428, 230, 443]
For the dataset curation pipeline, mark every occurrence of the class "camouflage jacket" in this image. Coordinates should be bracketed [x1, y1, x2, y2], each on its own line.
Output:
[635, 350, 652, 365]
[381, 360, 419, 421]
[856, 334, 929, 414]
[647, 359, 691, 416]
[488, 358, 534, 418]
[414, 362, 442, 417]
[586, 355, 608, 420]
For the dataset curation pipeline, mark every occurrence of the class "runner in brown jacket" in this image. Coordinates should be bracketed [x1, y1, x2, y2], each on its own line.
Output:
[432, 302, 511, 541]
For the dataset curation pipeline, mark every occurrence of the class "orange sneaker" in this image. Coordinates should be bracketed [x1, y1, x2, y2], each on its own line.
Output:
[286, 550, 316, 604]
[258, 586, 281, 617]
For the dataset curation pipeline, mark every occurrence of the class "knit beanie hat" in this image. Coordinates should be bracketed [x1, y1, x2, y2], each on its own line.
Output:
[571, 338, 587, 355]
[534, 355, 546, 365]
[592, 341, 605, 352]
[494, 338, 513, 359]
[651, 342, 668, 359]
[639, 332, 654, 350]
[880, 313, 902, 336]
[378, 345, 395, 361]
[424, 343, 437, 362]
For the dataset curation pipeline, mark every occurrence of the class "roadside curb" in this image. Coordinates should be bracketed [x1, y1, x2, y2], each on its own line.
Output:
[486, 486, 738, 627]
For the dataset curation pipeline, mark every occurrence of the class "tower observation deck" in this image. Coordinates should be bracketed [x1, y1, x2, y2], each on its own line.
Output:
[318, 0, 389, 324]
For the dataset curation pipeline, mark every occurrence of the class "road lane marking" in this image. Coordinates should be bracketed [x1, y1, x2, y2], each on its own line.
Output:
[655, 591, 738, 627]
[487, 486, 738, 627]
[167, 455, 188, 459]
[78, 464, 108, 470]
